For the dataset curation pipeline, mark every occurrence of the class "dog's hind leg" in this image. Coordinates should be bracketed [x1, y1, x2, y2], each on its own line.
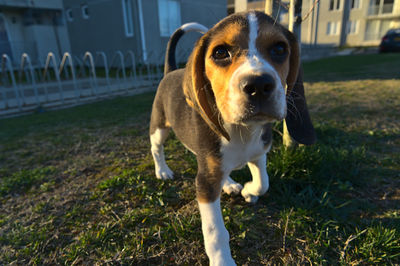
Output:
[150, 98, 174, 180]
[150, 127, 174, 180]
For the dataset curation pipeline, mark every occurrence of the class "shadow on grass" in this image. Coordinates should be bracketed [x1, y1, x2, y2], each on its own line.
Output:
[227, 124, 400, 263]
[0, 92, 156, 142]
[268, 125, 398, 215]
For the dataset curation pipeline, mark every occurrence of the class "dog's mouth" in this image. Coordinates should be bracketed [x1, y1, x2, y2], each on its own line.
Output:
[238, 100, 286, 123]
[241, 111, 279, 123]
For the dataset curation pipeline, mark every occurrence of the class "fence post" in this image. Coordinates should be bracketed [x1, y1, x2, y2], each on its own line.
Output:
[60, 53, 79, 101]
[115, 51, 127, 92]
[1, 54, 21, 110]
[126, 50, 137, 89]
[43, 52, 64, 104]
[83, 52, 98, 97]
[155, 50, 164, 82]
[20, 53, 39, 106]
[145, 51, 152, 82]
[96, 51, 111, 95]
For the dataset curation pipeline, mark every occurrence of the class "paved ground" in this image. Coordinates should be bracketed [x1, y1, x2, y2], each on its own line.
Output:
[0, 77, 159, 118]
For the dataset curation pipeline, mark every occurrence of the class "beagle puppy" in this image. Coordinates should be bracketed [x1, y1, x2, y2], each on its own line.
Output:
[150, 11, 315, 265]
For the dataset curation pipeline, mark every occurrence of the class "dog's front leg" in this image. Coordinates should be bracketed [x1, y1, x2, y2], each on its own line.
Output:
[199, 198, 235, 266]
[241, 153, 269, 203]
[196, 157, 236, 266]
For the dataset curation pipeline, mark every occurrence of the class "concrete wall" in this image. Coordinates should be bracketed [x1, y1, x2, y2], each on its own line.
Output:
[30, 25, 59, 60]
[345, 1, 367, 46]
[175, 0, 227, 62]
[0, 5, 71, 63]
[235, 0, 247, 12]
[147, 0, 227, 63]
[64, 0, 142, 59]
[0, 0, 63, 9]
[301, 0, 343, 46]
[65, 0, 226, 64]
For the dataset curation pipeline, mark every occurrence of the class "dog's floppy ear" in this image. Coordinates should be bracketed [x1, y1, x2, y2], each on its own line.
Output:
[183, 36, 230, 141]
[281, 30, 315, 145]
[285, 66, 316, 145]
[285, 30, 300, 94]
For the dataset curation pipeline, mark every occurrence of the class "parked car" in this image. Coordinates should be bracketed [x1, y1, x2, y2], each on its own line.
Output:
[379, 28, 400, 53]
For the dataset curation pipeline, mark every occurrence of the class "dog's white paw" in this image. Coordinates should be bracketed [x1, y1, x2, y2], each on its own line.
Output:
[240, 181, 269, 203]
[223, 182, 243, 195]
[155, 165, 174, 180]
[241, 192, 259, 203]
[222, 177, 243, 195]
[241, 182, 259, 203]
[209, 254, 236, 266]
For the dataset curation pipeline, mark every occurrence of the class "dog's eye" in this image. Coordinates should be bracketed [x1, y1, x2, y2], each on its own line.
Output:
[270, 42, 288, 62]
[212, 46, 230, 60]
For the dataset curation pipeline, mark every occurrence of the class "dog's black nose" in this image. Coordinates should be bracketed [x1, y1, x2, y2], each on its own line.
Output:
[239, 74, 276, 98]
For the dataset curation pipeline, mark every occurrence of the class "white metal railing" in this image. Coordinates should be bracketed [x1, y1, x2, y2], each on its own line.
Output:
[0, 49, 186, 116]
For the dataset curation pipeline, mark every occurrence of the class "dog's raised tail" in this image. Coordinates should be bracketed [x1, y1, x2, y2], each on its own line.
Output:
[164, 22, 208, 76]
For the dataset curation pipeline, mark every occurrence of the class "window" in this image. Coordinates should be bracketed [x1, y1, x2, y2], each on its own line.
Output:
[327, 22, 332, 34]
[347, 20, 358, 34]
[33, 11, 43, 24]
[326, 21, 340, 35]
[53, 11, 64, 26]
[329, 0, 341, 11]
[81, 4, 89, 19]
[329, 0, 334, 10]
[66, 8, 73, 22]
[336, 0, 341, 9]
[365, 19, 379, 40]
[351, 0, 361, 9]
[158, 0, 181, 37]
[380, 19, 392, 35]
[365, 19, 391, 40]
[382, 0, 394, 13]
[122, 0, 134, 37]
[369, 0, 394, 15]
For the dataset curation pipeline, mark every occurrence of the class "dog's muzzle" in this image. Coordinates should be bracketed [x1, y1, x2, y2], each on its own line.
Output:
[239, 73, 276, 99]
[238, 73, 283, 122]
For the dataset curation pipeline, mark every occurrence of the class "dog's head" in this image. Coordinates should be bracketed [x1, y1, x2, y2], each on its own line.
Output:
[183, 11, 315, 144]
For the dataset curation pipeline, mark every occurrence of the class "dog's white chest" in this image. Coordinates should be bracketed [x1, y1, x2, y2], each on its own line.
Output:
[221, 126, 269, 172]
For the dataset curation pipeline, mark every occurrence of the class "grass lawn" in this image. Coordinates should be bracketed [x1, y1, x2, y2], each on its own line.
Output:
[1, 53, 399, 264]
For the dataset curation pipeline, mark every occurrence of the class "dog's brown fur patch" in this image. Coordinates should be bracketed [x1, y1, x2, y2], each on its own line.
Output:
[205, 22, 249, 123]
[196, 155, 223, 203]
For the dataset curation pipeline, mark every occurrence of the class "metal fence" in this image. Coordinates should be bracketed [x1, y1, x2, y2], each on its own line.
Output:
[0, 49, 191, 117]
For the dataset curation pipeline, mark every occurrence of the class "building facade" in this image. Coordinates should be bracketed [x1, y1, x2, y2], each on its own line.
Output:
[0, 0, 71, 63]
[302, 0, 400, 46]
[63, 0, 227, 63]
[229, 0, 288, 21]
[229, 0, 400, 47]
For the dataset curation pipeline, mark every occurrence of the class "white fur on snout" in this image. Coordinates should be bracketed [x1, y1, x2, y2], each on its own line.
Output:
[226, 12, 286, 124]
